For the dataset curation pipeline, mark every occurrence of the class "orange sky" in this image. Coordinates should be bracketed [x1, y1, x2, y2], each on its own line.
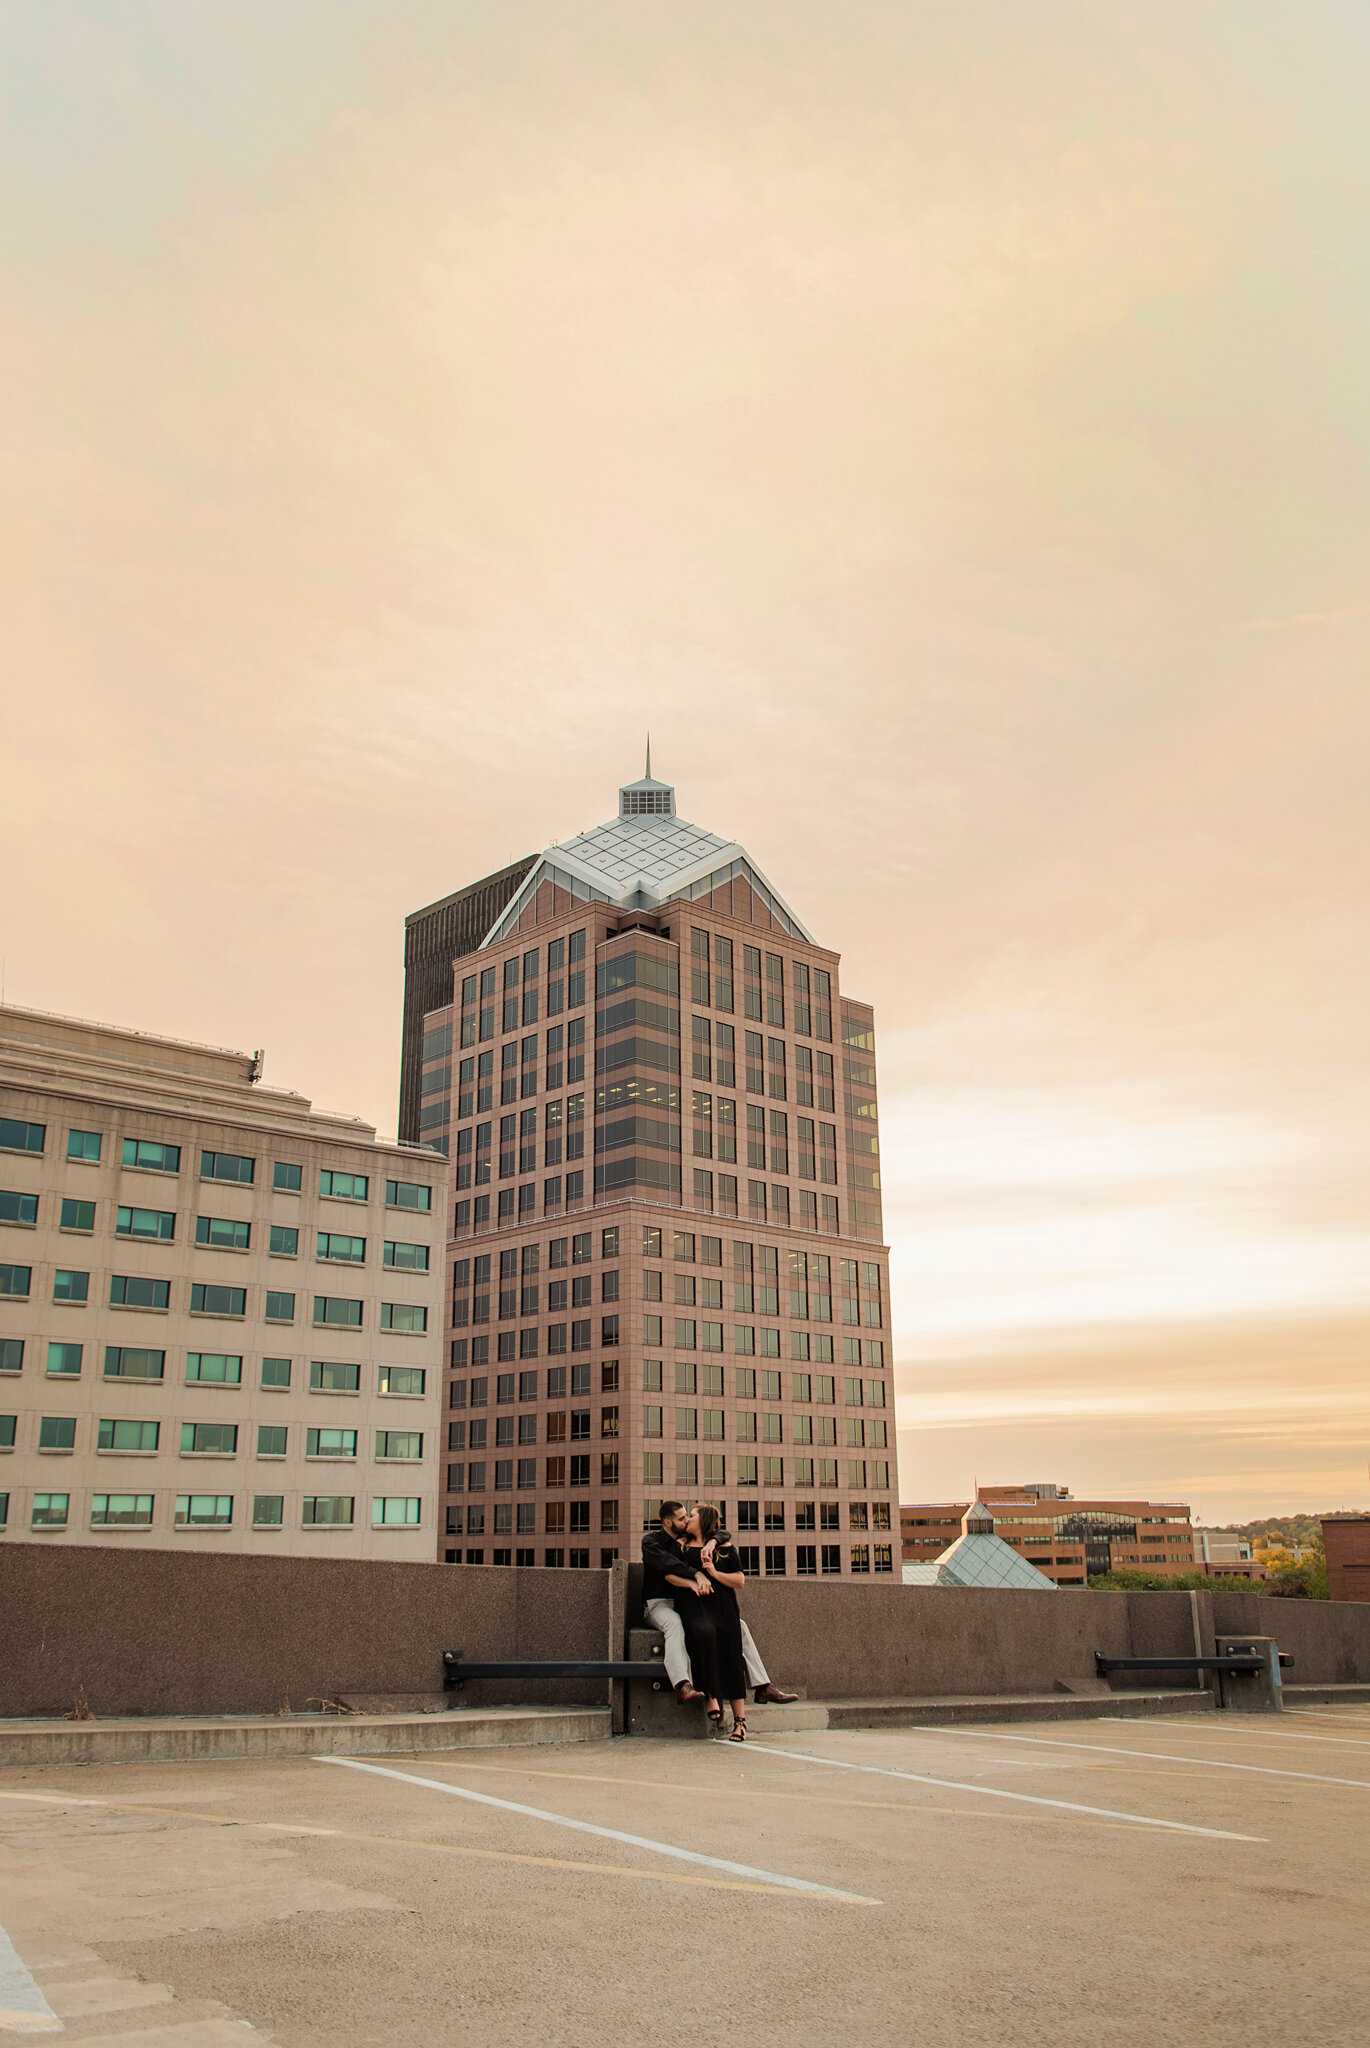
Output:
[3, 3, 1367, 1524]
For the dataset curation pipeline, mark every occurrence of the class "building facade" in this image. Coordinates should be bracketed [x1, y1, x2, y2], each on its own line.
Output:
[1323, 1516, 1370, 1603]
[900, 1483, 1198, 1586]
[408, 767, 897, 1576]
[0, 1007, 445, 1557]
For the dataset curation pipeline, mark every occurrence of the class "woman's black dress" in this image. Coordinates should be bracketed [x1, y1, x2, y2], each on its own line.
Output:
[672, 1542, 748, 1702]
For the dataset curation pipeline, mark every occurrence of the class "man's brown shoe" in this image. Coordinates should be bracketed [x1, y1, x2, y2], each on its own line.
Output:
[675, 1680, 704, 1704]
[754, 1684, 799, 1704]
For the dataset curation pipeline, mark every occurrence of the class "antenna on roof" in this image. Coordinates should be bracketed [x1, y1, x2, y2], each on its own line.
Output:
[645, 733, 651, 779]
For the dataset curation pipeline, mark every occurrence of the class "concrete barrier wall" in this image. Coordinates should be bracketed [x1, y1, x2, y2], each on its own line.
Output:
[0, 1543, 612, 1719]
[6, 1546, 1370, 1721]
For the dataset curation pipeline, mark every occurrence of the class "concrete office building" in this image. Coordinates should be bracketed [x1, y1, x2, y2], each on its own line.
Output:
[0, 1007, 445, 1558]
[901, 1482, 1198, 1585]
[404, 763, 897, 1575]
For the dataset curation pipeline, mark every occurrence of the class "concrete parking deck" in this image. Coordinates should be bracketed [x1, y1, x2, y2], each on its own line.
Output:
[2, 1705, 1368, 2045]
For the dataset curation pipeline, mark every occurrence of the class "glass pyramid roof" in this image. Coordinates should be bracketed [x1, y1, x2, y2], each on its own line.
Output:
[483, 768, 812, 944]
[932, 1533, 1058, 1590]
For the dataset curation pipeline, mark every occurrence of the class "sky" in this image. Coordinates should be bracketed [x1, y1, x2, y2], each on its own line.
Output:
[2, 2, 1367, 1525]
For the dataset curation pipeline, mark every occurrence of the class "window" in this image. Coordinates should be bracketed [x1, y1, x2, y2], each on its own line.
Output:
[262, 1356, 292, 1388]
[1, 1119, 45, 1154]
[269, 1225, 298, 1256]
[60, 1198, 96, 1232]
[0, 1338, 22, 1372]
[313, 1296, 362, 1328]
[318, 1232, 366, 1263]
[379, 1365, 426, 1396]
[381, 1303, 428, 1333]
[309, 1359, 360, 1391]
[45, 1342, 82, 1377]
[91, 1493, 153, 1527]
[373, 1497, 421, 1526]
[51, 1268, 89, 1305]
[376, 1430, 423, 1460]
[384, 1240, 430, 1271]
[181, 1421, 237, 1454]
[191, 1283, 246, 1318]
[257, 1424, 288, 1457]
[0, 1264, 31, 1299]
[273, 1161, 303, 1192]
[39, 1415, 77, 1450]
[186, 1352, 243, 1384]
[31, 1493, 70, 1526]
[196, 1215, 250, 1250]
[0, 1191, 37, 1225]
[320, 1170, 369, 1201]
[67, 1129, 102, 1162]
[253, 1495, 284, 1526]
[97, 1418, 159, 1451]
[103, 1346, 164, 1381]
[122, 1138, 180, 1173]
[386, 1179, 432, 1211]
[110, 1274, 170, 1309]
[306, 1427, 358, 1459]
[302, 1496, 354, 1525]
[201, 1150, 254, 1185]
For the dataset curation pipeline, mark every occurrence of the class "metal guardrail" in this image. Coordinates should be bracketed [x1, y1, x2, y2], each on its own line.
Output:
[1096, 1652, 1293, 1675]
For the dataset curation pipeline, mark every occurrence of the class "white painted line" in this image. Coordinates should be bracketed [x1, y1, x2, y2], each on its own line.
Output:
[740, 1742, 1263, 1841]
[920, 1725, 1370, 1789]
[0, 1923, 60, 2033]
[315, 1756, 880, 1903]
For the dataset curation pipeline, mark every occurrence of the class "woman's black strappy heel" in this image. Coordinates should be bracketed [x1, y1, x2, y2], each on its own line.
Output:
[729, 1717, 747, 1742]
[706, 1702, 723, 1725]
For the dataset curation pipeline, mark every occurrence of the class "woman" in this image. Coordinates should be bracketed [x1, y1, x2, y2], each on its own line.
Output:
[667, 1503, 750, 1740]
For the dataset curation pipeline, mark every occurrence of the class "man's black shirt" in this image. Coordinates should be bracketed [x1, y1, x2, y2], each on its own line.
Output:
[641, 1526, 691, 1602]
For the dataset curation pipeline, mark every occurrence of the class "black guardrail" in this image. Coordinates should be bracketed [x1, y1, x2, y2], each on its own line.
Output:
[443, 1650, 666, 1689]
[1095, 1652, 1292, 1675]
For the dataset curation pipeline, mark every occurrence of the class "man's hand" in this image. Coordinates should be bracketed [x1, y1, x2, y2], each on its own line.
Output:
[693, 1573, 713, 1596]
[700, 1538, 718, 1564]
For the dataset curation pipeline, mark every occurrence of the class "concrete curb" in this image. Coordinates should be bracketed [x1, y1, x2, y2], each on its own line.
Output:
[0, 1705, 610, 1769]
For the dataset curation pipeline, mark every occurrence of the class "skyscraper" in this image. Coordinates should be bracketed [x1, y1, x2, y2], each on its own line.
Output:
[406, 763, 896, 1577]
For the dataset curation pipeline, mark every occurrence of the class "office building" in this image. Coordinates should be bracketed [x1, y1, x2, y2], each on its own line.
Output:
[0, 1006, 445, 1557]
[404, 762, 897, 1574]
[1322, 1516, 1370, 1603]
[901, 1482, 1198, 1585]
[901, 1499, 1057, 1589]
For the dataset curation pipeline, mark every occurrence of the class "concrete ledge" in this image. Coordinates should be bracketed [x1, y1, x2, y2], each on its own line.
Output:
[819, 1690, 1216, 1729]
[1283, 1683, 1370, 1706]
[0, 1705, 610, 1769]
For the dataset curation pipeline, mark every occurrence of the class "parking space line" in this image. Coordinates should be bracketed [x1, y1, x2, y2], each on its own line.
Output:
[920, 1726, 1370, 1788]
[740, 1743, 1264, 1840]
[317, 1756, 881, 1902]
[1126, 1717, 1370, 1750]
[0, 1921, 60, 2034]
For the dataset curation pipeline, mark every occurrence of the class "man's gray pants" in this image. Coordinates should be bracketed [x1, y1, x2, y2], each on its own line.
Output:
[644, 1596, 770, 1692]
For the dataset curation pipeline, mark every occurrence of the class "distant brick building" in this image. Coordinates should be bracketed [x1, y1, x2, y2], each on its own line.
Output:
[1323, 1516, 1370, 1603]
[901, 1481, 1197, 1585]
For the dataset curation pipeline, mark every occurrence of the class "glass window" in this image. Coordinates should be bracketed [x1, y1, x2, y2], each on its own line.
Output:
[97, 1417, 159, 1451]
[306, 1427, 358, 1458]
[386, 1179, 432, 1211]
[383, 1240, 430, 1271]
[379, 1365, 426, 1395]
[200, 1150, 254, 1185]
[103, 1346, 164, 1380]
[118, 1206, 176, 1240]
[376, 1430, 423, 1459]
[31, 1493, 70, 1526]
[273, 1161, 303, 1192]
[196, 1216, 250, 1250]
[91, 1493, 153, 1526]
[317, 1232, 366, 1263]
[53, 1269, 89, 1303]
[373, 1496, 422, 1525]
[313, 1296, 363, 1328]
[257, 1424, 288, 1456]
[110, 1274, 171, 1309]
[121, 1138, 179, 1172]
[0, 1264, 31, 1299]
[191, 1284, 246, 1317]
[60, 1198, 96, 1232]
[270, 1225, 298, 1256]
[39, 1416, 77, 1450]
[46, 1342, 83, 1376]
[253, 1495, 284, 1526]
[302, 1496, 354, 1525]
[180, 1421, 237, 1454]
[175, 1494, 233, 1526]
[320, 1171, 369, 1201]
[67, 1129, 102, 1162]
[380, 1303, 428, 1332]
[262, 1356, 292, 1387]
[0, 1338, 22, 1372]
[309, 1359, 360, 1391]
[185, 1352, 244, 1385]
[1, 1119, 45, 1154]
[0, 1190, 37, 1225]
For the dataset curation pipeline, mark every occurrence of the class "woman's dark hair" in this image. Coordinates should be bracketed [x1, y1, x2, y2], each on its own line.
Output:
[695, 1503, 721, 1544]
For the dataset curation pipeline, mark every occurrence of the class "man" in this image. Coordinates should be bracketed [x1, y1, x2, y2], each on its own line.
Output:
[641, 1501, 799, 1706]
